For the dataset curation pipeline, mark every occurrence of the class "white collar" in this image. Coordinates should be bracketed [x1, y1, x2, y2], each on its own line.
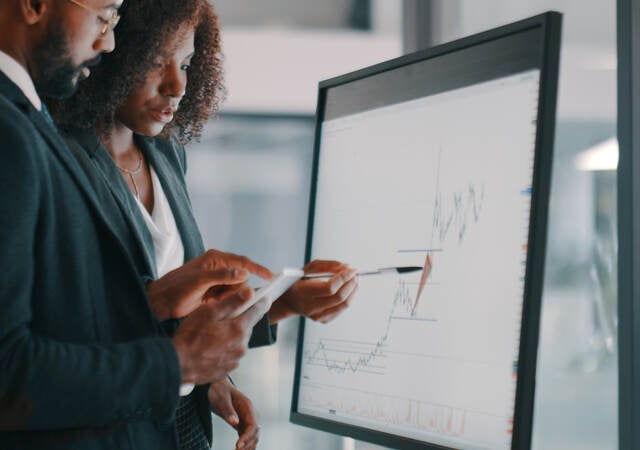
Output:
[0, 49, 42, 110]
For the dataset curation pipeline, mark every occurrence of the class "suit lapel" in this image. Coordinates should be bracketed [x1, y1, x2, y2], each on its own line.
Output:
[0, 73, 142, 274]
[139, 137, 204, 261]
[28, 103, 108, 212]
[66, 129, 158, 278]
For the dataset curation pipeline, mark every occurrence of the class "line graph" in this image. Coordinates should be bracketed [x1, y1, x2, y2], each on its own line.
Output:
[304, 150, 488, 376]
[431, 182, 485, 245]
[412, 149, 486, 312]
[304, 278, 437, 375]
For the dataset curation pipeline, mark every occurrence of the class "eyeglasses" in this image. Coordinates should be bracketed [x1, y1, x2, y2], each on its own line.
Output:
[66, 0, 120, 36]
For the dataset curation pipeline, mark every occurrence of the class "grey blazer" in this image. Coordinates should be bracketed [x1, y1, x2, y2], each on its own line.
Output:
[0, 73, 182, 449]
[62, 127, 277, 446]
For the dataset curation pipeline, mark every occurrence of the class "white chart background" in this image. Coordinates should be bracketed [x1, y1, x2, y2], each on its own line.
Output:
[297, 70, 541, 450]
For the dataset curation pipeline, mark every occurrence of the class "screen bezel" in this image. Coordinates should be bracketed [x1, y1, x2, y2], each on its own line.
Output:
[290, 12, 562, 450]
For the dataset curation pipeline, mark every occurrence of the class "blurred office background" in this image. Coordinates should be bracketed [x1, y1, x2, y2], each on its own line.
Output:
[185, 1, 617, 449]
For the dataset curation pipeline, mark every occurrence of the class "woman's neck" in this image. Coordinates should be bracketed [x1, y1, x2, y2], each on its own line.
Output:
[97, 119, 155, 213]
[100, 120, 136, 158]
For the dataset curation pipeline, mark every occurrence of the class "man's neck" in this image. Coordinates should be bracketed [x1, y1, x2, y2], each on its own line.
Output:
[0, 48, 42, 110]
[0, 14, 31, 76]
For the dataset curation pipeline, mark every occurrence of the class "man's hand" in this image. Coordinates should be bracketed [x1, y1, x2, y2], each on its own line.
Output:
[269, 260, 359, 324]
[172, 283, 270, 385]
[147, 249, 273, 321]
[208, 379, 259, 450]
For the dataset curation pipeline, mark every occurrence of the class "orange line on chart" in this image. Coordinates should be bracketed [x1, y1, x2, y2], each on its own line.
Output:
[412, 253, 433, 314]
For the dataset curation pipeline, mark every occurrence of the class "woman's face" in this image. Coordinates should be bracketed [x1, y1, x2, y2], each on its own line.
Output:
[115, 25, 195, 136]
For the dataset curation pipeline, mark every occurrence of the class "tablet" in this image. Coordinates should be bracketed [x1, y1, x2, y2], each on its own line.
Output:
[233, 267, 305, 317]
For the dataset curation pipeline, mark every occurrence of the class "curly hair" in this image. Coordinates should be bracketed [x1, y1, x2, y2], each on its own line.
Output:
[48, 0, 225, 144]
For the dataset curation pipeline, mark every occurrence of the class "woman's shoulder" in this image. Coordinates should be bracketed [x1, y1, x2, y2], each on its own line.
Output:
[142, 134, 187, 175]
[145, 134, 183, 151]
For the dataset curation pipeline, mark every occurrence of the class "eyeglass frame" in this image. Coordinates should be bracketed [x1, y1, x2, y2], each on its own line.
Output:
[66, 0, 120, 36]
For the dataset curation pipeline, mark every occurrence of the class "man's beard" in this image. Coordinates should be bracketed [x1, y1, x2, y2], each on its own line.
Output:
[32, 15, 90, 99]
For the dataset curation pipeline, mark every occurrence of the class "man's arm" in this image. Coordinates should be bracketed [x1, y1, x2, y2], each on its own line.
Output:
[0, 121, 182, 429]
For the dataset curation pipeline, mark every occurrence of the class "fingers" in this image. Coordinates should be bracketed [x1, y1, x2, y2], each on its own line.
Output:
[208, 285, 255, 320]
[237, 257, 274, 281]
[309, 292, 355, 323]
[203, 283, 242, 303]
[233, 390, 259, 450]
[224, 404, 240, 428]
[210, 386, 240, 426]
[308, 276, 359, 321]
[237, 423, 259, 450]
[174, 289, 260, 385]
[303, 259, 348, 274]
[325, 267, 358, 295]
[299, 267, 358, 297]
[309, 279, 358, 323]
[203, 250, 274, 280]
[201, 267, 250, 288]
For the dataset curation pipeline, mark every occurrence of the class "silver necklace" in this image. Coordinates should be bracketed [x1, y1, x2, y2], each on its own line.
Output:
[115, 150, 143, 200]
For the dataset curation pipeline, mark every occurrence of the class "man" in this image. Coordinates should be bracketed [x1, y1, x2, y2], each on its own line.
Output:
[0, 1, 269, 448]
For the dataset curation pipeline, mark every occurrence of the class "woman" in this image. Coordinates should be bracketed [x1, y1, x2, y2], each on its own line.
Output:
[48, 0, 358, 449]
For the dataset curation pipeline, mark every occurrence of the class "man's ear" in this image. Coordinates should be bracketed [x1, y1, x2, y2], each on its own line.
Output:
[19, 0, 50, 25]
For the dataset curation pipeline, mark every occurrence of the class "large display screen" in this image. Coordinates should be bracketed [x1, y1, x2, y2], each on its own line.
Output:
[291, 13, 561, 450]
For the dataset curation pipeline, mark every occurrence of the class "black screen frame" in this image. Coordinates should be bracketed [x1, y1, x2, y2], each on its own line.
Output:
[290, 12, 562, 450]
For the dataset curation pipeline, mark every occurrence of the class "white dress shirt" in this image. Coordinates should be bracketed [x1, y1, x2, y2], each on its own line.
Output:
[134, 165, 185, 278]
[0, 50, 42, 110]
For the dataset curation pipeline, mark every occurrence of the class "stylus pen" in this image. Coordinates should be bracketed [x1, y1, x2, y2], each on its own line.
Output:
[302, 266, 423, 279]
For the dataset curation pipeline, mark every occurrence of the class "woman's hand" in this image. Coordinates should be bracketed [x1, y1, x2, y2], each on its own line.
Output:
[269, 260, 358, 324]
[208, 379, 259, 450]
[147, 249, 273, 321]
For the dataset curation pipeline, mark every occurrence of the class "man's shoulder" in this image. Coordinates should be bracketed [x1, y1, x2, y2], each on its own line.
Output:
[0, 93, 55, 180]
[0, 92, 38, 139]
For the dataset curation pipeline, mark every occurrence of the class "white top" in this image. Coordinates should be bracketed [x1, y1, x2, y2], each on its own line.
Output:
[136, 167, 193, 396]
[0, 50, 42, 110]
[134, 165, 184, 278]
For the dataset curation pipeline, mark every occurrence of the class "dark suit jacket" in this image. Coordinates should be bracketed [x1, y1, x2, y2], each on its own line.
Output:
[0, 72, 183, 449]
[61, 127, 277, 445]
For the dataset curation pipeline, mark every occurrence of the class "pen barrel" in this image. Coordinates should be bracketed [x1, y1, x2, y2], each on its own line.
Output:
[302, 266, 422, 280]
